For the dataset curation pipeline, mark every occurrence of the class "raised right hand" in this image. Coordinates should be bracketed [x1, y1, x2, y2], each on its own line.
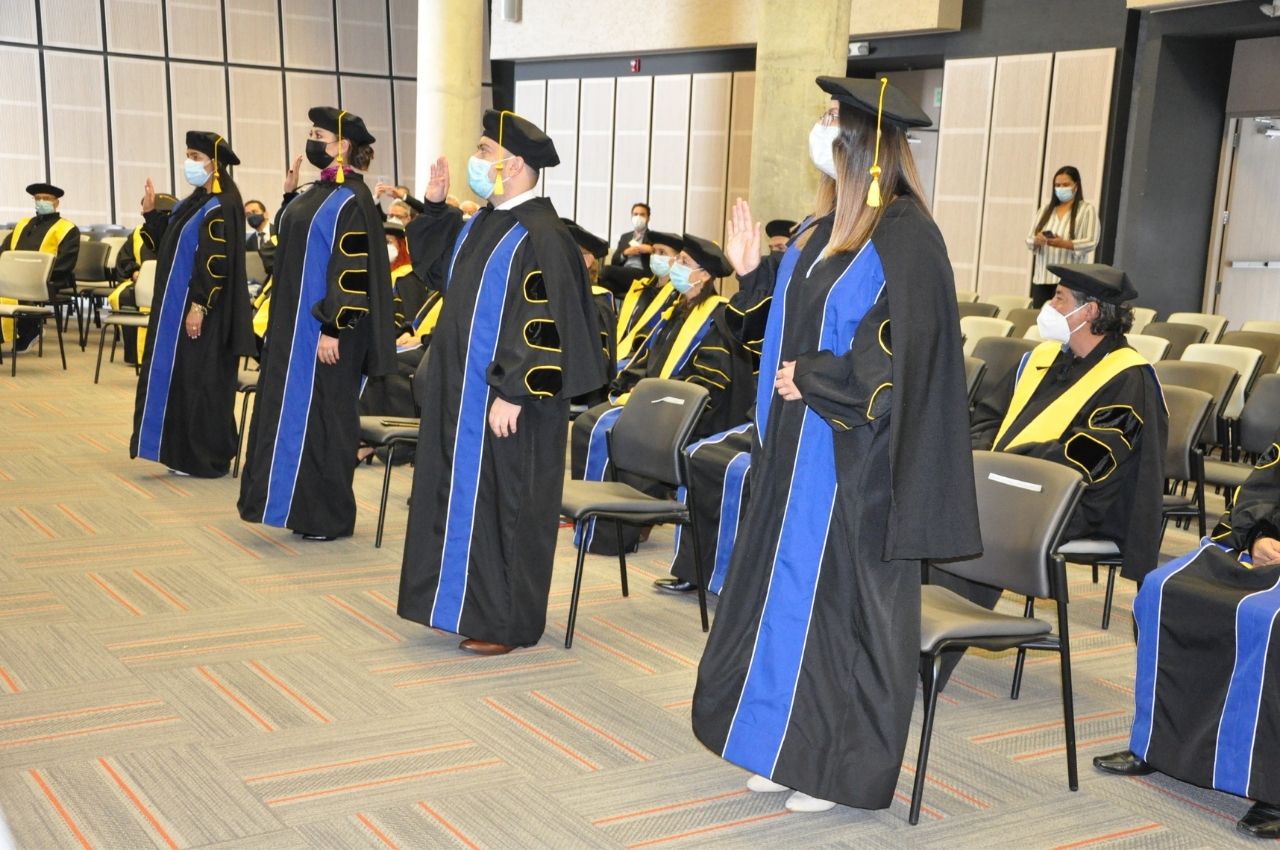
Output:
[283, 154, 304, 193]
[141, 177, 155, 213]
[724, 197, 762, 277]
[425, 157, 450, 204]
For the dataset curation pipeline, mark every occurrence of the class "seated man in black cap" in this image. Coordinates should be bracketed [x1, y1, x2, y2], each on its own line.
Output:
[603, 229, 683, 375]
[570, 232, 756, 556]
[110, 191, 176, 365]
[398, 109, 606, 656]
[0, 182, 80, 352]
[1093, 437, 1280, 840]
[765, 219, 796, 256]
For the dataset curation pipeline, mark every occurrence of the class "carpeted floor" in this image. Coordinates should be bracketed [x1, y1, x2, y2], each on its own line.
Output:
[0, 330, 1263, 848]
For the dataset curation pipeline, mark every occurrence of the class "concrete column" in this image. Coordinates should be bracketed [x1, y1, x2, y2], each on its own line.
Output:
[746, 0, 850, 226]
[415, 0, 484, 200]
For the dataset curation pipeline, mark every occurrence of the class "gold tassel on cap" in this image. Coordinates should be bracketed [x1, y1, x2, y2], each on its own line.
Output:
[493, 110, 511, 196]
[866, 77, 888, 208]
[334, 111, 346, 184]
[211, 135, 223, 194]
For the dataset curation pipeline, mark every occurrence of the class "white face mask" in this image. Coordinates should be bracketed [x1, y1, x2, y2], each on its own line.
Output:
[808, 122, 839, 179]
[632, 214, 648, 231]
[1036, 301, 1089, 345]
[387, 244, 399, 263]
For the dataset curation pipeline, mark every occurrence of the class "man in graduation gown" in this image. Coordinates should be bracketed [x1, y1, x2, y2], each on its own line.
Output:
[1094, 436, 1280, 839]
[238, 107, 397, 538]
[131, 133, 256, 477]
[606, 230, 682, 374]
[109, 192, 176, 364]
[764, 219, 796, 256]
[397, 109, 605, 655]
[562, 218, 618, 406]
[0, 183, 80, 352]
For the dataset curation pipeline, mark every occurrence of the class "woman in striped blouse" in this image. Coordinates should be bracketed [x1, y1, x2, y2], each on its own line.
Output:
[1027, 165, 1099, 307]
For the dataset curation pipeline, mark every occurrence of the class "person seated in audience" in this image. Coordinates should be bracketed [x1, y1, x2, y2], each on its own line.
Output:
[374, 182, 425, 220]
[386, 199, 415, 226]
[244, 199, 274, 249]
[359, 220, 431, 423]
[611, 201, 652, 274]
[570, 233, 755, 556]
[563, 219, 619, 407]
[1094, 437, 1280, 840]
[0, 182, 80, 353]
[109, 192, 176, 365]
[765, 219, 796, 256]
[603, 230, 684, 372]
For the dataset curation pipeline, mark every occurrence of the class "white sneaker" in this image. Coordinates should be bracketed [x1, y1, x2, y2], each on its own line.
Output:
[784, 791, 836, 813]
[746, 774, 789, 793]
[167, 468, 191, 477]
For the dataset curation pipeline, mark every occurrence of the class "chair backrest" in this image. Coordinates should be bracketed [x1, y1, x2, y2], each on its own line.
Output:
[988, 294, 1032, 316]
[964, 356, 987, 405]
[1144, 321, 1208, 360]
[99, 236, 127, 274]
[1160, 385, 1213, 482]
[957, 301, 999, 319]
[0, 250, 55, 301]
[955, 288, 980, 303]
[1167, 312, 1227, 343]
[1241, 320, 1280, 336]
[936, 451, 1084, 600]
[959, 316, 1014, 356]
[1129, 306, 1157, 333]
[1124, 332, 1171, 363]
[1238, 373, 1280, 457]
[1023, 324, 1044, 341]
[74, 239, 112, 282]
[1181, 343, 1263, 420]
[1152, 359, 1238, 445]
[1219, 330, 1280, 375]
[971, 336, 1038, 391]
[134, 260, 158, 310]
[1004, 307, 1039, 339]
[611, 378, 710, 487]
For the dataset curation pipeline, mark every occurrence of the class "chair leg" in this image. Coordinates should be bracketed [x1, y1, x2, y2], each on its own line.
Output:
[1101, 564, 1119, 631]
[9, 332, 16, 377]
[613, 520, 629, 597]
[375, 443, 396, 548]
[685, 512, 710, 633]
[94, 324, 110, 383]
[565, 524, 591, 649]
[1011, 597, 1035, 700]
[53, 309, 66, 370]
[233, 391, 250, 478]
[1091, 564, 1098, 584]
[1057, 597, 1079, 791]
[910, 653, 944, 825]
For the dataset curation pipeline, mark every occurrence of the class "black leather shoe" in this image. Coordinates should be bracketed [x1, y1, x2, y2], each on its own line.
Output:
[653, 578, 698, 594]
[1237, 801, 1280, 839]
[1092, 750, 1155, 776]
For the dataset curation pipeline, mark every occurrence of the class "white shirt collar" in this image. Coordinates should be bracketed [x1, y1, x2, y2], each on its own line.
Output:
[495, 188, 539, 211]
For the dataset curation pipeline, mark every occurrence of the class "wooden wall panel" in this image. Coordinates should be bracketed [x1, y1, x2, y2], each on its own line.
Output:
[393, 80, 417, 187]
[225, 0, 282, 65]
[575, 78, 616, 242]
[168, 63, 229, 196]
[285, 72, 339, 185]
[648, 74, 692, 235]
[282, 0, 336, 71]
[542, 79, 580, 219]
[0, 47, 45, 223]
[932, 57, 996, 292]
[723, 71, 755, 249]
[684, 72, 732, 243]
[340, 76, 395, 183]
[167, 0, 224, 61]
[45, 52, 112, 224]
[109, 57, 172, 228]
[0, 0, 37, 43]
[389, 0, 417, 78]
[229, 68, 286, 218]
[609, 76, 653, 241]
[514, 80, 547, 196]
[40, 0, 103, 50]
[336, 0, 389, 75]
[105, 0, 164, 55]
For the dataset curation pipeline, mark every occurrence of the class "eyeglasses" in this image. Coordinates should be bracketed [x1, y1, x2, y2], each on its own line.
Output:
[819, 108, 840, 127]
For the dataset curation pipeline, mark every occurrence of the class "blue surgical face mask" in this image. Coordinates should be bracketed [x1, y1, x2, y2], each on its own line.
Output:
[184, 158, 210, 188]
[467, 155, 512, 200]
[1054, 186, 1075, 203]
[668, 263, 696, 294]
[34, 200, 55, 216]
[649, 254, 673, 278]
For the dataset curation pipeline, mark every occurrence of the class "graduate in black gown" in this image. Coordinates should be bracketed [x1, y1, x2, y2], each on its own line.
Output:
[109, 192, 176, 365]
[691, 77, 980, 813]
[1094, 435, 1280, 839]
[130, 133, 255, 477]
[0, 183, 79, 351]
[562, 218, 619, 407]
[358, 220, 431, 420]
[609, 231, 682, 375]
[238, 107, 396, 539]
[397, 110, 605, 655]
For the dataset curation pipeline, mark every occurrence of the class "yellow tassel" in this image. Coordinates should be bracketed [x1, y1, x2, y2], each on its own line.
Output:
[867, 165, 881, 208]
[493, 164, 504, 196]
[867, 77, 889, 208]
[212, 135, 222, 194]
[335, 111, 346, 183]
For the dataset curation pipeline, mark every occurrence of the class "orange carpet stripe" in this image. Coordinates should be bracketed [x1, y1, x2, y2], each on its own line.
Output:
[0, 699, 165, 729]
[530, 690, 648, 761]
[1096, 678, 1136, 696]
[121, 634, 323, 662]
[1028, 645, 1130, 666]
[98, 758, 180, 850]
[264, 758, 502, 805]
[244, 565, 397, 584]
[240, 524, 299, 555]
[1013, 732, 1129, 762]
[970, 709, 1128, 743]
[77, 434, 108, 452]
[571, 632, 658, 674]
[0, 466, 11, 481]
[897, 763, 991, 810]
[106, 622, 308, 650]
[245, 660, 330, 723]
[372, 646, 554, 674]
[1050, 822, 1161, 849]
[324, 594, 404, 643]
[1134, 777, 1234, 821]
[245, 740, 475, 783]
[417, 802, 481, 850]
[29, 769, 94, 850]
[16, 507, 56, 540]
[204, 526, 261, 560]
[588, 617, 697, 667]
[484, 697, 599, 771]
[196, 666, 275, 732]
[0, 592, 56, 603]
[625, 810, 790, 848]
[255, 576, 403, 594]
[2, 715, 180, 748]
[10, 402, 37, 418]
[663, 699, 692, 710]
[593, 789, 749, 825]
[87, 572, 143, 616]
[395, 657, 579, 688]
[0, 666, 20, 693]
[356, 813, 400, 850]
[0, 604, 66, 617]
[365, 589, 398, 612]
[112, 474, 153, 499]
[131, 570, 188, 611]
[947, 677, 999, 699]
[56, 504, 96, 533]
[152, 476, 188, 498]
[893, 789, 944, 820]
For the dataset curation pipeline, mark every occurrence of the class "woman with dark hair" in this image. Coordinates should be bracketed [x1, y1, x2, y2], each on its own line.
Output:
[1027, 165, 1100, 307]
[130, 131, 255, 477]
[690, 77, 980, 814]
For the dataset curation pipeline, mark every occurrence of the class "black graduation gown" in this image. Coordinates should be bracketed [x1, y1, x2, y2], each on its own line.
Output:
[110, 225, 160, 364]
[0, 212, 80, 346]
[669, 423, 755, 591]
[691, 200, 981, 809]
[358, 265, 433, 418]
[1130, 440, 1280, 805]
[237, 173, 396, 537]
[397, 197, 605, 647]
[129, 185, 255, 477]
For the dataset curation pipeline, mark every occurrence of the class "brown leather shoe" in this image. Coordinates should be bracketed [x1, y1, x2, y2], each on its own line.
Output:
[459, 638, 515, 656]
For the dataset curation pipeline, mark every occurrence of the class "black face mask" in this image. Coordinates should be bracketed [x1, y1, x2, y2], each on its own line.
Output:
[246, 213, 265, 229]
[305, 139, 334, 170]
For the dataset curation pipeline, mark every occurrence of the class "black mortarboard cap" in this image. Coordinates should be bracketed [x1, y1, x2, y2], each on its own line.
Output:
[308, 106, 376, 145]
[26, 183, 64, 198]
[185, 131, 240, 166]
[1048, 263, 1139, 304]
[765, 219, 796, 238]
[646, 230, 683, 252]
[561, 219, 608, 259]
[815, 76, 932, 129]
[482, 109, 559, 171]
[383, 220, 406, 238]
[682, 233, 733, 279]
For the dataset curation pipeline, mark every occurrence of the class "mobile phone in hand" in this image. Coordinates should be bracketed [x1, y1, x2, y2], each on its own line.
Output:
[1042, 230, 1056, 239]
